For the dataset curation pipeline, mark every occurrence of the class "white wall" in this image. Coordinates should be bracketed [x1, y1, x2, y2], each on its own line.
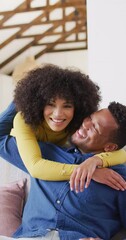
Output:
[87, 0, 126, 107]
[0, 50, 88, 111]
[37, 50, 88, 74]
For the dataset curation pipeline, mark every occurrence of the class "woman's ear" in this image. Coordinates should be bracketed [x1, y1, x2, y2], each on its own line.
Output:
[104, 143, 118, 152]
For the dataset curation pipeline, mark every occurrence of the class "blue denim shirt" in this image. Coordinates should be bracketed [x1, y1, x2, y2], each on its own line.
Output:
[0, 103, 126, 240]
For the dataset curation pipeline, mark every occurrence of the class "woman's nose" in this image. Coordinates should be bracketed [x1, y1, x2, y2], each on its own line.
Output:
[53, 107, 62, 117]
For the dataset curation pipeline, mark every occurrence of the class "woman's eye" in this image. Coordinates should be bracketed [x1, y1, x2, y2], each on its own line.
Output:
[47, 103, 54, 106]
[64, 105, 73, 108]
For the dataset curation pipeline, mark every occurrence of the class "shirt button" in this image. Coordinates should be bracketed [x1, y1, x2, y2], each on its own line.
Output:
[57, 200, 60, 204]
[62, 170, 66, 174]
[74, 148, 78, 152]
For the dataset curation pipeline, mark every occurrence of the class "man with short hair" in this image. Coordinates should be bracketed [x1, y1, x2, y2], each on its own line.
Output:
[0, 102, 126, 240]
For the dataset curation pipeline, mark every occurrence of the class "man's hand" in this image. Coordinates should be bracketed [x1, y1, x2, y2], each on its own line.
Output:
[93, 168, 126, 191]
[70, 156, 102, 192]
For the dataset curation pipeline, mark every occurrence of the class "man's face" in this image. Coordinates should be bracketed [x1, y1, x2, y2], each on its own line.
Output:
[71, 109, 119, 153]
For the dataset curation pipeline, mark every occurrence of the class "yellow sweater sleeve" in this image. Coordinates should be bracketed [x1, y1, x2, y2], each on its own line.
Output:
[96, 149, 126, 167]
[11, 113, 77, 181]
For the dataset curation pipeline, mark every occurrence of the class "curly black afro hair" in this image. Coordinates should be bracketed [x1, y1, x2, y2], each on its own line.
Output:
[108, 101, 126, 148]
[14, 64, 101, 132]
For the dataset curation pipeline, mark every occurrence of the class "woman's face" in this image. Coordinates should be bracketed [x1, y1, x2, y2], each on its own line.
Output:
[44, 97, 74, 132]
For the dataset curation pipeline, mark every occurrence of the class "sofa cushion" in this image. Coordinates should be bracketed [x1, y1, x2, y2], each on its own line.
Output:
[0, 179, 26, 237]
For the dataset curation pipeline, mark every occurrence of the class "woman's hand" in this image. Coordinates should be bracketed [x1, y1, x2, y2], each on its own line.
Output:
[70, 155, 126, 192]
[93, 168, 126, 191]
[70, 156, 102, 192]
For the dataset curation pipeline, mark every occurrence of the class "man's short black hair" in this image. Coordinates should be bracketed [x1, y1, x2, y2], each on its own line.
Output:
[108, 101, 126, 148]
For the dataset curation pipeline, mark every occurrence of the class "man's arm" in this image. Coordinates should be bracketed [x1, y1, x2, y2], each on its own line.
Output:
[118, 181, 126, 229]
[0, 102, 16, 136]
[0, 102, 28, 173]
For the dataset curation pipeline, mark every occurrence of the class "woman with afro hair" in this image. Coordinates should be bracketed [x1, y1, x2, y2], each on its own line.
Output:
[10, 64, 126, 183]
[11, 65, 125, 186]
[10, 64, 100, 181]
